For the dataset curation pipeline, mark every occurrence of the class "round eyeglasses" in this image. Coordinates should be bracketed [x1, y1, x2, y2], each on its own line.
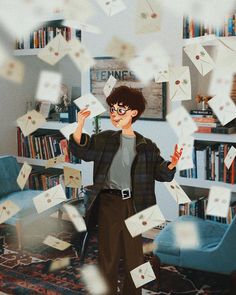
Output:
[109, 106, 131, 116]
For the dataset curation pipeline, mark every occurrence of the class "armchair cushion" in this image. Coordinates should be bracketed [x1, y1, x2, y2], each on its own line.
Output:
[0, 156, 21, 197]
[154, 215, 227, 257]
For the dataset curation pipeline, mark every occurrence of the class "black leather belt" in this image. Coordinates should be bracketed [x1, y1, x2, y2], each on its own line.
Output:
[101, 188, 132, 199]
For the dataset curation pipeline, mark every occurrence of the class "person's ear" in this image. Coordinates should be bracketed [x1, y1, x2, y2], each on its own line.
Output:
[131, 110, 138, 117]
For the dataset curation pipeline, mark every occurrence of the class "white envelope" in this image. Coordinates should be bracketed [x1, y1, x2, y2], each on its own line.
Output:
[166, 106, 198, 138]
[169, 66, 191, 101]
[73, 93, 106, 118]
[62, 20, 101, 34]
[105, 36, 136, 62]
[59, 122, 78, 141]
[37, 33, 69, 66]
[207, 95, 236, 126]
[174, 221, 199, 249]
[135, 0, 162, 34]
[154, 67, 169, 83]
[224, 146, 236, 170]
[209, 66, 234, 97]
[33, 184, 67, 214]
[177, 150, 194, 171]
[49, 257, 70, 272]
[130, 261, 156, 289]
[128, 42, 170, 85]
[35, 71, 62, 104]
[39, 102, 51, 119]
[103, 75, 117, 97]
[96, 0, 126, 16]
[81, 264, 108, 295]
[164, 179, 191, 204]
[142, 242, 158, 254]
[63, 204, 86, 232]
[125, 204, 165, 238]
[45, 155, 65, 169]
[63, 0, 94, 23]
[17, 162, 32, 190]
[177, 136, 194, 170]
[68, 39, 95, 72]
[0, 42, 9, 67]
[16, 110, 46, 137]
[0, 200, 20, 224]
[43, 235, 71, 251]
[0, 58, 24, 84]
[63, 166, 82, 189]
[162, 0, 235, 28]
[184, 44, 214, 76]
[206, 186, 231, 218]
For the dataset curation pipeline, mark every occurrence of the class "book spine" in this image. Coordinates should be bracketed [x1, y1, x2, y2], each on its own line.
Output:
[190, 110, 213, 115]
[223, 144, 228, 183]
[196, 126, 212, 133]
[218, 144, 224, 182]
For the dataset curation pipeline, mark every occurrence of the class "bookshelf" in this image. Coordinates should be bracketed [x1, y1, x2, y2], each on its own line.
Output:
[179, 18, 236, 219]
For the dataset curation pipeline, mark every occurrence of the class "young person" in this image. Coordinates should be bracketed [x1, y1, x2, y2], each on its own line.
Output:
[69, 86, 182, 295]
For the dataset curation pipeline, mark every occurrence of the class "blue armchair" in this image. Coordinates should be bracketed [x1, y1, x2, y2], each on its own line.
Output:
[0, 155, 63, 250]
[153, 215, 236, 277]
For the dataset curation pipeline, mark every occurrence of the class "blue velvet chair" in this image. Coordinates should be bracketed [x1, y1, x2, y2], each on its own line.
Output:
[153, 215, 236, 276]
[0, 155, 63, 250]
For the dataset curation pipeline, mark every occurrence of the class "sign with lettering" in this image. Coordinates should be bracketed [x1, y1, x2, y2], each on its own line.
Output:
[90, 57, 167, 120]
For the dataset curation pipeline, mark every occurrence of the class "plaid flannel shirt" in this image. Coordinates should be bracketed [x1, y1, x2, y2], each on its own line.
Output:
[69, 130, 175, 214]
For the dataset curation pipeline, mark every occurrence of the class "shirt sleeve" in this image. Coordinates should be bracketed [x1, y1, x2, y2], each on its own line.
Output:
[153, 143, 176, 182]
[68, 133, 98, 162]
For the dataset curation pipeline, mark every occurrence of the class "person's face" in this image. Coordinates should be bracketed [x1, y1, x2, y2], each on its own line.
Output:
[109, 103, 138, 129]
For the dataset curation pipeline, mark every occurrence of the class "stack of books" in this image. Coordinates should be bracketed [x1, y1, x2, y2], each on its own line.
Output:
[183, 14, 236, 38]
[179, 196, 236, 224]
[28, 170, 80, 199]
[17, 127, 81, 164]
[180, 142, 236, 184]
[191, 109, 236, 134]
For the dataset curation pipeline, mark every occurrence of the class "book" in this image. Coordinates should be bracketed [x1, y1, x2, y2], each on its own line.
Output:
[190, 109, 213, 115]
[211, 126, 236, 134]
[192, 117, 218, 123]
[196, 126, 212, 133]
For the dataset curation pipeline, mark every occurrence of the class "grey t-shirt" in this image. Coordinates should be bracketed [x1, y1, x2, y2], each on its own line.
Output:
[103, 134, 136, 190]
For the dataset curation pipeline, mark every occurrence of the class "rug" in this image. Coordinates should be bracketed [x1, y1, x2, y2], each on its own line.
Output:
[0, 222, 233, 295]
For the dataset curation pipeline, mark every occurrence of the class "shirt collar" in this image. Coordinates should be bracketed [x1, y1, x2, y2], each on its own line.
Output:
[111, 130, 147, 150]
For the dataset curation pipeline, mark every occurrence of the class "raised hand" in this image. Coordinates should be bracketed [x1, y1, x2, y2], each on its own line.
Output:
[77, 108, 91, 129]
[168, 144, 183, 170]
[73, 108, 91, 144]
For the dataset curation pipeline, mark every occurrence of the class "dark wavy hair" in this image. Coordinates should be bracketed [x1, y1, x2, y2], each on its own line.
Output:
[106, 86, 146, 123]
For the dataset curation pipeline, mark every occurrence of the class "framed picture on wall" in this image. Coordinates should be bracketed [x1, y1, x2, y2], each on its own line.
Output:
[90, 57, 167, 121]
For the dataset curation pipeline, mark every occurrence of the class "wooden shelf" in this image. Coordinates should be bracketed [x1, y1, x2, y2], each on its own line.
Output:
[40, 121, 71, 130]
[16, 156, 80, 169]
[13, 49, 42, 56]
[193, 132, 236, 143]
[176, 176, 236, 192]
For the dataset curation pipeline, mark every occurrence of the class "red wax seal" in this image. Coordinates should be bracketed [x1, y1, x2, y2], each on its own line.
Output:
[141, 275, 145, 279]
[151, 13, 157, 18]
[195, 55, 200, 60]
[142, 221, 147, 226]
[69, 176, 74, 179]
[175, 80, 180, 85]
[28, 116, 32, 120]
[54, 52, 59, 56]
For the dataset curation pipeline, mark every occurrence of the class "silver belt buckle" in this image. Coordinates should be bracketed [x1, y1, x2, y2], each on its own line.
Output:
[121, 188, 131, 200]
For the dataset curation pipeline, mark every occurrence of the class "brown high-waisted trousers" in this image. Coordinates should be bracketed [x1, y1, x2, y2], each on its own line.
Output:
[98, 192, 144, 295]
